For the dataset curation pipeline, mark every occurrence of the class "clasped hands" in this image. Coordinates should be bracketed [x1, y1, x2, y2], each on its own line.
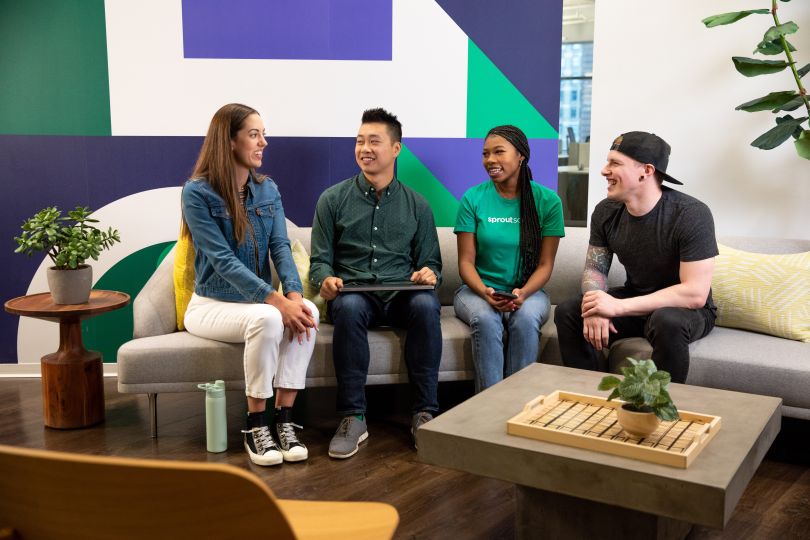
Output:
[319, 267, 437, 301]
[270, 291, 317, 344]
[581, 290, 622, 351]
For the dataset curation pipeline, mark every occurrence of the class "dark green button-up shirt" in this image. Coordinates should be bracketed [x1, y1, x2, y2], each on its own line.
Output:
[309, 173, 442, 301]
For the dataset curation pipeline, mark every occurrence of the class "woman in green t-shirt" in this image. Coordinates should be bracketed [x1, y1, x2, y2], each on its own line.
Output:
[454, 125, 564, 392]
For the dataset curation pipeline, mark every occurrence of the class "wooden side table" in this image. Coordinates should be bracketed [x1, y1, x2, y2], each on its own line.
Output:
[5, 290, 130, 429]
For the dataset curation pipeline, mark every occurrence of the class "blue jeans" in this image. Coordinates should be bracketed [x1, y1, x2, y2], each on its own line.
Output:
[454, 285, 551, 393]
[329, 290, 442, 416]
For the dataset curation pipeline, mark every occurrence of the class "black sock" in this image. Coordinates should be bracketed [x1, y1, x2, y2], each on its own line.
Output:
[275, 406, 293, 424]
[246, 411, 266, 429]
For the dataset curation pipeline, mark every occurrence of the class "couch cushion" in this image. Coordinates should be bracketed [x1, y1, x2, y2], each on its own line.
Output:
[712, 244, 810, 342]
[173, 235, 194, 331]
[119, 307, 477, 391]
[688, 327, 810, 410]
[607, 328, 810, 411]
[118, 332, 246, 392]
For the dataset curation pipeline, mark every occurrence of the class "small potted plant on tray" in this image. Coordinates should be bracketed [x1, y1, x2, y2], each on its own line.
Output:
[14, 206, 121, 305]
[598, 358, 680, 438]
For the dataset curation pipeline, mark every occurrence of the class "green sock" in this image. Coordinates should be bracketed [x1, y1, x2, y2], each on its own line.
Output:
[354, 414, 364, 421]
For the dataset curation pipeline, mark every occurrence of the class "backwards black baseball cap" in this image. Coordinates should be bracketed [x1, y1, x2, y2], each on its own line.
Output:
[609, 131, 683, 185]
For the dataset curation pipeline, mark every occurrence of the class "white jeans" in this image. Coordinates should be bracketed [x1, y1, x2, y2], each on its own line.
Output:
[184, 293, 317, 399]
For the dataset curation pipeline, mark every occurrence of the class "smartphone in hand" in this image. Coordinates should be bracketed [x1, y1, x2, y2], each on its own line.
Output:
[492, 290, 518, 299]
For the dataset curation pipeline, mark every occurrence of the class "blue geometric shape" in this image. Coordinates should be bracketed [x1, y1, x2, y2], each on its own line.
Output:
[403, 138, 559, 201]
[435, 0, 563, 128]
[182, 0, 392, 60]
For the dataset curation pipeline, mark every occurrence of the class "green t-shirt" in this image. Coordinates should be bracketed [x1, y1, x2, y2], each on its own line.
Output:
[454, 181, 564, 290]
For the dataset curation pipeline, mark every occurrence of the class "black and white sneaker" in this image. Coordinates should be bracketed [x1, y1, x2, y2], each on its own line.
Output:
[275, 422, 308, 462]
[242, 425, 283, 466]
[274, 407, 308, 462]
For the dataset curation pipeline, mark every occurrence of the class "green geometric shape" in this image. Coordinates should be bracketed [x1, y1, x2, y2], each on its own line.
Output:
[83, 242, 175, 363]
[397, 145, 460, 227]
[0, 0, 111, 135]
[466, 39, 558, 139]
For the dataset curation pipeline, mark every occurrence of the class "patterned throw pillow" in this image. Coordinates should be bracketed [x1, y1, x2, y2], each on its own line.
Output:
[173, 235, 196, 331]
[277, 239, 327, 322]
[712, 244, 810, 342]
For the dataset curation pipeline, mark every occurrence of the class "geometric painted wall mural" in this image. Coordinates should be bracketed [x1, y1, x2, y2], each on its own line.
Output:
[0, 0, 562, 365]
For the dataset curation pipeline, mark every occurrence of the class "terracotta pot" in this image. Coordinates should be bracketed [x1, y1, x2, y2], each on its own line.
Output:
[47, 265, 92, 305]
[615, 404, 660, 439]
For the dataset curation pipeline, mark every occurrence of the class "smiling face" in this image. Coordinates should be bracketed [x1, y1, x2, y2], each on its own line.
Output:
[482, 134, 523, 190]
[355, 122, 401, 182]
[231, 113, 267, 174]
[601, 150, 648, 201]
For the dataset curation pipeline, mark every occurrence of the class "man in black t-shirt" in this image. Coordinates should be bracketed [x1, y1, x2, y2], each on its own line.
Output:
[555, 131, 717, 383]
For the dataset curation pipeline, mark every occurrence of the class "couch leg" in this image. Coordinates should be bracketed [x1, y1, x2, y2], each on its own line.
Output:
[148, 393, 158, 438]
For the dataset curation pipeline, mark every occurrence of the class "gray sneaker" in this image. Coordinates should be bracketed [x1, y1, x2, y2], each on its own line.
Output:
[411, 411, 434, 449]
[328, 416, 368, 459]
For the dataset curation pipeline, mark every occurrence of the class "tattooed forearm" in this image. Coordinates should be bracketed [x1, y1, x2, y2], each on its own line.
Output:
[581, 245, 612, 293]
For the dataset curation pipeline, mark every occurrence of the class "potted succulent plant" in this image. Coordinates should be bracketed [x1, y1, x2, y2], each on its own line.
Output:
[598, 358, 680, 438]
[14, 206, 121, 304]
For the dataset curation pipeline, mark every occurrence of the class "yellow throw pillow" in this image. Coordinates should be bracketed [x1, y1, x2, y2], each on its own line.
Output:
[173, 235, 196, 331]
[277, 239, 327, 322]
[712, 244, 810, 342]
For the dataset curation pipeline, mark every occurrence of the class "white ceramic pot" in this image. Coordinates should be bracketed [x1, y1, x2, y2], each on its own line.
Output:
[47, 265, 92, 305]
[615, 404, 661, 439]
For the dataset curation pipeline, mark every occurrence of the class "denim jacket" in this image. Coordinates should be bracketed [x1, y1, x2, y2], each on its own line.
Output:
[181, 175, 303, 303]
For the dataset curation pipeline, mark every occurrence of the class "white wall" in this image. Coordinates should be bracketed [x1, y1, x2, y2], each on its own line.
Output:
[590, 0, 810, 239]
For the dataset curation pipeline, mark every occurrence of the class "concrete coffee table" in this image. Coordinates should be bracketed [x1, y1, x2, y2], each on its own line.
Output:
[417, 364, 781, 540]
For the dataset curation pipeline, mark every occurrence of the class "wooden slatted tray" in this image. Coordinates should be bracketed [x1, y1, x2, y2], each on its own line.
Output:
[506, 390, 721, 468]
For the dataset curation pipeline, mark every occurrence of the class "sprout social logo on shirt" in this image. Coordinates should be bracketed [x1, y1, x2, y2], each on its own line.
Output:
[488, 216, 521, 224]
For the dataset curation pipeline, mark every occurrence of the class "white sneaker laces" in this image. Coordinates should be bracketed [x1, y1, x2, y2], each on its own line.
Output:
[242, 426, 276, 453]
[278, 422, 304, 448]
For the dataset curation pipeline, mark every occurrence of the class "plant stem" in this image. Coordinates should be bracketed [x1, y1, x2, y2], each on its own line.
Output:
[772, 0, 810, 119]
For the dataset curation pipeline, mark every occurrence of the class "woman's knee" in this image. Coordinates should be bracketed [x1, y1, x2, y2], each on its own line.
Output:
[301, 298, 320, 323]
[469, 308, 503, 337]
[510, 306, 547, 334]
[246, 308, 284, 340]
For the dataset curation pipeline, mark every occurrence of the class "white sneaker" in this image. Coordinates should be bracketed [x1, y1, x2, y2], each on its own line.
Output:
[275, 422, 308, 462]
[242, 426, 283, 466]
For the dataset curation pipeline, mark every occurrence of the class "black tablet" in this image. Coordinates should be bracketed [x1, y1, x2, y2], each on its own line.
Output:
[340, 281, 435, 292]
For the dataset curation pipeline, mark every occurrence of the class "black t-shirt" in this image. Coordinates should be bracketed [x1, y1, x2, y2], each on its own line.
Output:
[590, 187, 718, 309]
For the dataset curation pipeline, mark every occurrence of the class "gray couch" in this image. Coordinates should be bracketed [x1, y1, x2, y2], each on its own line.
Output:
[117, 222, 810, 436]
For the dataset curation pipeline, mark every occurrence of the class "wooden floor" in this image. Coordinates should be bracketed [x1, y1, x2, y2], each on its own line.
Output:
[1, 378, 809, 539]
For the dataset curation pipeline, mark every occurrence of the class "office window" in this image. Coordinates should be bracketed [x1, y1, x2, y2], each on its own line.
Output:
[559, 42, 593, 154]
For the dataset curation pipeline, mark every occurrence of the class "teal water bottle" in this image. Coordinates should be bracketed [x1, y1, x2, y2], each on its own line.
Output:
[197, 379, 227, 453]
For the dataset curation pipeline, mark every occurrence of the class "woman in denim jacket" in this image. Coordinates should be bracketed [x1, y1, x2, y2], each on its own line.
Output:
[181, 103, 318, 466]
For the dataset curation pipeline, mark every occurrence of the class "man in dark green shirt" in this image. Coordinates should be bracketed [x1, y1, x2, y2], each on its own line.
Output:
[310, 108, 442, 459]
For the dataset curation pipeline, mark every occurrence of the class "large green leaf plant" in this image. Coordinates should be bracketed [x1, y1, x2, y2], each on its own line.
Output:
[598, 359, 680, 422]
[14, 206, 121, 270]
[703, 1, 810, 159]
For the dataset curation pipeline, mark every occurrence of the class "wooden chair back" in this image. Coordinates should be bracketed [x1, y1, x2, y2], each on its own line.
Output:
[0, 444, 395, 540]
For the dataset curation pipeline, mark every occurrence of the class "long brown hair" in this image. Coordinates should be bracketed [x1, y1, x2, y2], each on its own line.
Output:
[180, 103, 266, 244]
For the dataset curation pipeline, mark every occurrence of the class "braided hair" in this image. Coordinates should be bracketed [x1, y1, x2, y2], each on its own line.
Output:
[486, 125, 541, 287]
